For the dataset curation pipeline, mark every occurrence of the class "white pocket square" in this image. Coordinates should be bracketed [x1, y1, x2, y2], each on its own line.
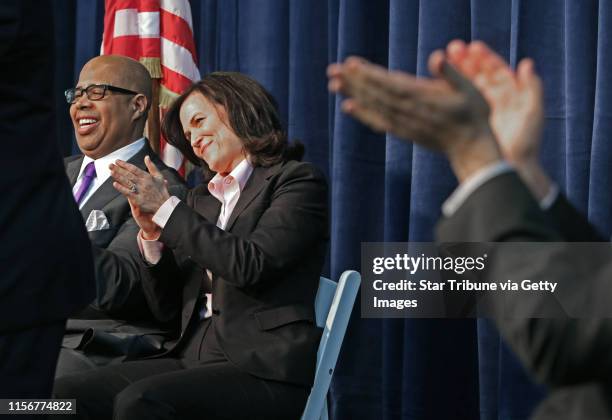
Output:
[85, 210, 111, 232]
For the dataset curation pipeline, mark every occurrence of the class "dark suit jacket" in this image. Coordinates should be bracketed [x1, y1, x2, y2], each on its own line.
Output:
[63, 142, 186, 359]
[0, 0, 94, 333]
[142, 160, 329, 387]
[437, 172, 612, 419]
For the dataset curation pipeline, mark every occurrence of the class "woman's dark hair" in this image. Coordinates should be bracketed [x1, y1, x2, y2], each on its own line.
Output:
[162, 72, 303, 178]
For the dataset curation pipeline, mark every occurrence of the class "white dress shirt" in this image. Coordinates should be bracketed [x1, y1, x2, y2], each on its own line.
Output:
[72, 138, 145, 208]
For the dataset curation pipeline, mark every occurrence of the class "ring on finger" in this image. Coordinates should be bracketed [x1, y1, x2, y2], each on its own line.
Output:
[128, 182, 138, 194]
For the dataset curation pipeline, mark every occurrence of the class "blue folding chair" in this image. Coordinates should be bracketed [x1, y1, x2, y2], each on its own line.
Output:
[301, 270, 361, 420]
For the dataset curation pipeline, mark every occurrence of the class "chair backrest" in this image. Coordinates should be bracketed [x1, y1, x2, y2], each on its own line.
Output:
[302, 270, 361, 420]
[314, 277, 337, 329]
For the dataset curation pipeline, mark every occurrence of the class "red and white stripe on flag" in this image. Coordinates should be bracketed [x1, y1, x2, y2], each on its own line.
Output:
[102, 0, 201, 173]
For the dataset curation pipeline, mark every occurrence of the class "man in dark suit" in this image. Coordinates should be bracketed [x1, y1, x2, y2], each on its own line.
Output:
[0, 0, 94, 400]
[56, 55, 186, 376]
[328, 41, 612, 418]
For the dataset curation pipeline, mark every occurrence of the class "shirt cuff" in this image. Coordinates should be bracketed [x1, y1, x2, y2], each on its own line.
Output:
[442, 162, 514, 217]
[137, 230, 164, 265]
[539, 183, 559, 210]
[152, 196, 182, 228]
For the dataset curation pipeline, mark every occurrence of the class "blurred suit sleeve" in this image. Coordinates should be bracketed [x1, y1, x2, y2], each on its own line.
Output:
[545, 193, 606, 242]
[437, 172, 612, 387]
[0, 0, 94, 397]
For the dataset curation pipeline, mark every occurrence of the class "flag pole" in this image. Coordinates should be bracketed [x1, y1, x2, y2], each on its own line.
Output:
[146, 79, 161, 154]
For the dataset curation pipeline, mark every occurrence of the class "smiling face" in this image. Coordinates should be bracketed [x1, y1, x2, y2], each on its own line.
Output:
[179, 92, 245, 175]
[70, 56, 147, 159]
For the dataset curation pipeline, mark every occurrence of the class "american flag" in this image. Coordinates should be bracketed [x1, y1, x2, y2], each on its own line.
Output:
[101, 0, 200, 173]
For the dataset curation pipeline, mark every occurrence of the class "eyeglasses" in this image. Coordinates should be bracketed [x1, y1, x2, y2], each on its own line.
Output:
[64, 84, 139, 104]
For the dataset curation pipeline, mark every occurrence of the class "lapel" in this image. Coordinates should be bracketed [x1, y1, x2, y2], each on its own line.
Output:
[79, 141, 152, 219]
[65, 156, 84, 187]
[224, 163, 281, 232]
[193, 193, 222, 224]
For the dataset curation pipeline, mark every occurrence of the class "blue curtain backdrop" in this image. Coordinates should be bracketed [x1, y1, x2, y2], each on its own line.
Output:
[52, 1, 612, 418]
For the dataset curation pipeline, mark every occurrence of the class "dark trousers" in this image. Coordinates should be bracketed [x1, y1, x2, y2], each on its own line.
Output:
[55, 348, 97, 378]
[0, 321, 65, 398]
[53, 319, 309, 420]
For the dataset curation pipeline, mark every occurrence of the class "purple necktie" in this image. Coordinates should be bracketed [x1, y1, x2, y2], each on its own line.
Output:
[74, 161, 97, 204]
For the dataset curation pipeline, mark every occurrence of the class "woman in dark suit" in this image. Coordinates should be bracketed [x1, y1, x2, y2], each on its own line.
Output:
[54, 72, 329, 420]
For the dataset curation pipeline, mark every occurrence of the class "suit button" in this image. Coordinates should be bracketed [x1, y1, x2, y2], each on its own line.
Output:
[212, 308, 220, 315]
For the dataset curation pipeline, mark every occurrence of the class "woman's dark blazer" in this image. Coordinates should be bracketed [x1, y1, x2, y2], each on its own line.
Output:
[141, 159, 329, 387]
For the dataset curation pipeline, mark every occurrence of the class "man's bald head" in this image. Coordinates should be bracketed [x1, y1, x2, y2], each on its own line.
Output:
[81, 55, 152, 109]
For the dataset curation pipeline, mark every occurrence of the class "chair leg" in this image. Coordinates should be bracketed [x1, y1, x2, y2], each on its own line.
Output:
[321, 398, 329, 420]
